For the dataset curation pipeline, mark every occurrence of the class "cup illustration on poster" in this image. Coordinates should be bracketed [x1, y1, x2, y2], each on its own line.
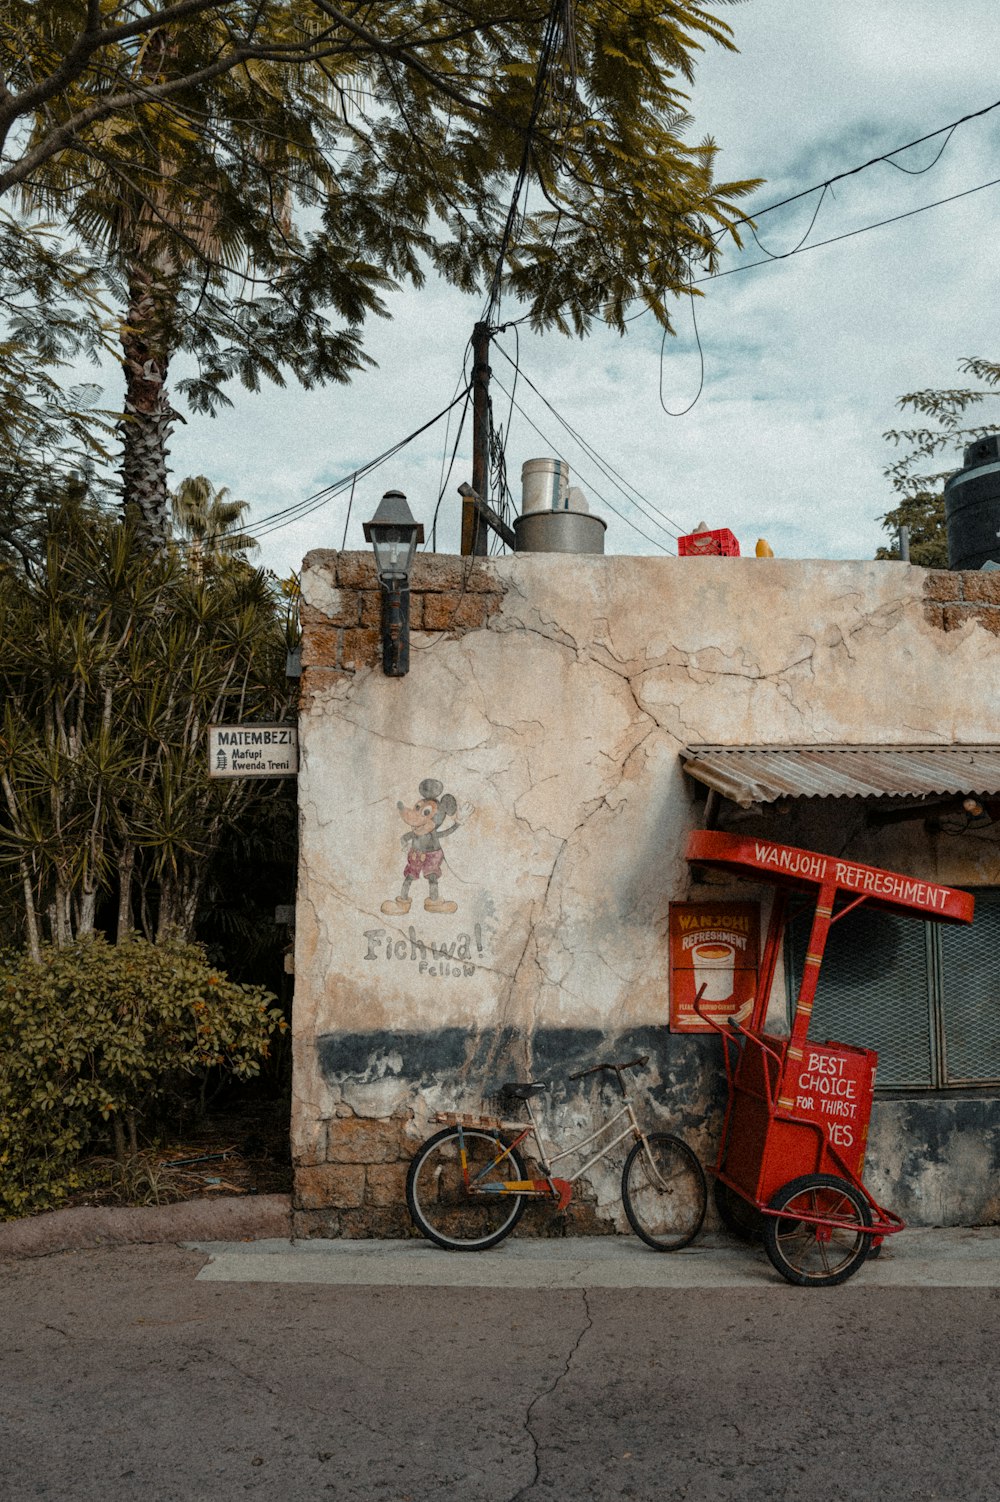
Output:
[690, 939, 737, 1001]
[669, 902, 760, 1033]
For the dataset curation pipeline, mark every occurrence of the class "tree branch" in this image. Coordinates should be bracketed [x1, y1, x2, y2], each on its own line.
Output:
[0, 12, 356, 197]
[0, 0, 227, 138]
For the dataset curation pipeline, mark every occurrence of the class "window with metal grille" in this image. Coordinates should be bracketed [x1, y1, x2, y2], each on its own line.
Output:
[785, 890, 1000, 1090]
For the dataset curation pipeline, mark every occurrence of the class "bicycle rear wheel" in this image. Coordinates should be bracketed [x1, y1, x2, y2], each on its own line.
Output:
[406, 1126, 528, 1251]
[622, 1133, 707, 1251]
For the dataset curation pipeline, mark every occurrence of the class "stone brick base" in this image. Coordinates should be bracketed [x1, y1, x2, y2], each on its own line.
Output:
[291, 1111, 619, 1239]
[291, 1196, 618, 1241]
[924, 569, 1000, 633]
[299, 549, 507, 693]
[292, 1113, 413, 1236]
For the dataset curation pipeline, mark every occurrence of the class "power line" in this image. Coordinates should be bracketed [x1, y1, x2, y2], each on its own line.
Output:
[250, 386, 471, 539]
[659, 262, 704, 419]
[431, 341, 476, 548]
[490, 370, 674, 554]
[614, 94, 1000, 324]
[428, 384, 473, 551]
[733, 95, 1000, 233]
[226, 96, 1000, 551]
[491, 340, 685, 538]
[651, 149, 1000, 415]
[482, 0, 563, 326]
[695, 170, 1000, 286]
[748, 182, 829, 262]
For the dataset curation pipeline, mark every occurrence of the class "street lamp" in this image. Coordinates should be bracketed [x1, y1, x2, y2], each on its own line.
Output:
[363, 489, 424, 676]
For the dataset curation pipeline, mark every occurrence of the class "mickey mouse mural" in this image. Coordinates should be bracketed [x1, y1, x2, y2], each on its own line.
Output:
[381, 778, 465, 916]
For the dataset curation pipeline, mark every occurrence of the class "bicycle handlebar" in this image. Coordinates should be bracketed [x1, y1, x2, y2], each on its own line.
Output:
[568, 1054, 649, 1081]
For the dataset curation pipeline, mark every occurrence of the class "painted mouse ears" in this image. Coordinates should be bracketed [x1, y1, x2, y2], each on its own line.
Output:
[419, 778, 444, 800]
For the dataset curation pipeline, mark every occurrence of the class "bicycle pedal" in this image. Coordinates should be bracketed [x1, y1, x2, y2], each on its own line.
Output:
[548, 1178, 573, 1212]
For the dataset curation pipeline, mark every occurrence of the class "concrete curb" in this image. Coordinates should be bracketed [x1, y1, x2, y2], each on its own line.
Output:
[0, 1194, 292, 1259]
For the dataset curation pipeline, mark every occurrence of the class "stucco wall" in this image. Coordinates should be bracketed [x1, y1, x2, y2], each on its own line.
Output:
[292, 550, 1000, 1235]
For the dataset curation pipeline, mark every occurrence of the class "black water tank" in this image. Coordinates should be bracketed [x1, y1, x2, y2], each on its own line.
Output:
[945, 433, 1000, 570]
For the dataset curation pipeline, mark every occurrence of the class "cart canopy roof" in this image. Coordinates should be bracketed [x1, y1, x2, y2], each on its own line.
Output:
[686, 830, 974, 925]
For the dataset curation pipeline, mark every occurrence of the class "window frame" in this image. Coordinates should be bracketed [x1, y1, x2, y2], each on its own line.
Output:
[784, 888, 1000, 1094]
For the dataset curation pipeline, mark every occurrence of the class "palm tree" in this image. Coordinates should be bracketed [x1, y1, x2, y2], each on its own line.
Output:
[18, 19, 345, 549]
[171, 475, 258, 577]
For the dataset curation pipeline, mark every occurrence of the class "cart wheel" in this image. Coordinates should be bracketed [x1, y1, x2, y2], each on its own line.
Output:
[713, 1178, 766, 1244]
[763, 1174, 872, 1288]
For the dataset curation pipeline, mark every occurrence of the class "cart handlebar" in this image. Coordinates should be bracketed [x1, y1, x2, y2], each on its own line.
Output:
[692, 983, 740, 1033]
[693, 985, 785, 1105]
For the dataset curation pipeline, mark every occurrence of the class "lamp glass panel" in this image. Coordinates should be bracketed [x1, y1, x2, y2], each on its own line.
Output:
[373, 525, 417, 579]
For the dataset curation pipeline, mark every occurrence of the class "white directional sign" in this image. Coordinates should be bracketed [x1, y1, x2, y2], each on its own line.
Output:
[208, 724, 298, 779]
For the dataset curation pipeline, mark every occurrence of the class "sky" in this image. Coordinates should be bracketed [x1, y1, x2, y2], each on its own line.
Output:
[164, 1, 1000, 576]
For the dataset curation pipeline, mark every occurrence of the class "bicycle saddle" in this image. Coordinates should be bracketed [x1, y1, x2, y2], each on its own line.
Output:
[500, 1081, 547, 1099]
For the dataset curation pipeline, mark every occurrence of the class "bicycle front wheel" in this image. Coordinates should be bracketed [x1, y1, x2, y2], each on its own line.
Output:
[406, 1126, 528, 1251]
[622, 1133, 707, 1251]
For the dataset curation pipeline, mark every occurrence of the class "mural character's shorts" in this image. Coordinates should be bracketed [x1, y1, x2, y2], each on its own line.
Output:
[404, 848, 444, 881]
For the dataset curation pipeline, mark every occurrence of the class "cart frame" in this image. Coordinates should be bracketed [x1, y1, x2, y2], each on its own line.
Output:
[685, 830, 975, 1284]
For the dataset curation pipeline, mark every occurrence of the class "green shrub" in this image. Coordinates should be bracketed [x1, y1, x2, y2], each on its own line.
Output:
[0, 934, 285, 1219]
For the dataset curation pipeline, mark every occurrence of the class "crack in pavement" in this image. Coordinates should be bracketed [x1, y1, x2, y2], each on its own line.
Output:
[506, 1289, 594, 1501]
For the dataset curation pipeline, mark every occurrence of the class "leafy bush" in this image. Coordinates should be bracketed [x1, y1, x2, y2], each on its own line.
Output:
[0, 934, 285, 1219]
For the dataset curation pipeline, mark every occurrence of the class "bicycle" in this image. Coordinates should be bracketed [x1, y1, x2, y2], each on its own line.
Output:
[405, 1053, 707, 1252]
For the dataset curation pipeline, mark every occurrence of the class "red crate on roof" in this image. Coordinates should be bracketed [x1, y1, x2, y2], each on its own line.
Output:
[678, 527, 740, 557]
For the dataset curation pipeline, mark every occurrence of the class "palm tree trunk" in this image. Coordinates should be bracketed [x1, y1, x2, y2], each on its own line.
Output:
[117, 844, 136, 942]
[120, 262, 178, 551]
[18, 859, 41, 964]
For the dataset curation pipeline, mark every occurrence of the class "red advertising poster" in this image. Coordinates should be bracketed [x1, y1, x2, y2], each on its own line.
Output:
[669, 902, 760, 1033]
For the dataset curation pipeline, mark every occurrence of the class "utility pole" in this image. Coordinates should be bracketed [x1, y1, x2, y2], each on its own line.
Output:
[462, 321, 491, 556]
[898, 524, 911, 563]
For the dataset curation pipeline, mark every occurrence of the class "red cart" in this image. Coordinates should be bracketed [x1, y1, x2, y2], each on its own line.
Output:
[685, 830, 975, 1286]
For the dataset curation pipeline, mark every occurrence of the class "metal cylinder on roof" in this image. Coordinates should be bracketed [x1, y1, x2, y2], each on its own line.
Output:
[521, 457, 570, 514]
[945, 433, 1000, 570]
[513, 509, 606, 554]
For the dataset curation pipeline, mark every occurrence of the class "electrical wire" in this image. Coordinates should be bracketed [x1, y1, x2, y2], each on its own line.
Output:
[340, 471, 357, 552]
[749, 183, 829, 261]
[249, 385, 471, 539]
[504, 322, 521, 445]
[432, 340, 476, 547]
[659, 264, 705, 419]
[213, 95, 1000, 549]
[725, 94, 1000, 242]
[488, 397, 516, 555]
[694, 170, 1000, 286]
[491, 340, 685, 538]
[491, 370, 674, 554]
[624, 149, 1000, 423]
[884, 122, 960, 175]
[427, 384, 473, 551]
[482, 0, 563, 326]
[639, 119, 1000, 421]
[615, 95, 1000, 325]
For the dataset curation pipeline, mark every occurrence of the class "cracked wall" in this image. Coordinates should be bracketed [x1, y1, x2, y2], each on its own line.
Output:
[293, 551, 1000, 1235]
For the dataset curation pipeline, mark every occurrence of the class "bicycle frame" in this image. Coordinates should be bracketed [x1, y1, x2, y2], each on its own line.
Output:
[461, 1087, 650, 1202]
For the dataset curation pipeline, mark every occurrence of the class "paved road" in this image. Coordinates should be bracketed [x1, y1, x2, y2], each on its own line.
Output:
[4, 1235, 1000, 1501]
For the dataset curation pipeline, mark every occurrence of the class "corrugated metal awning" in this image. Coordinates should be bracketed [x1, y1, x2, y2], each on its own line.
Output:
[681, 745, 1000, 809]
